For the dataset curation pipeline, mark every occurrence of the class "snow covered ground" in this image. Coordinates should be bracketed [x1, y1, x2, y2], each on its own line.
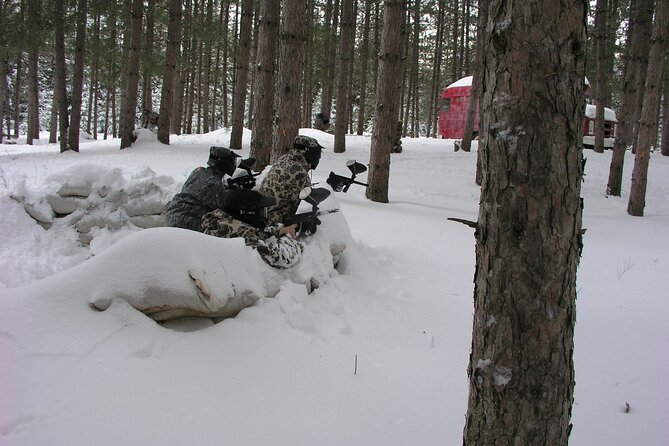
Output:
[1, 129, 667, 445]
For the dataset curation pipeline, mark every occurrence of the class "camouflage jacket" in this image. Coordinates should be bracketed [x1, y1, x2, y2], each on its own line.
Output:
[257, 151, 311, 226]
[165, 166, 228, 232]
[201, 209, 303, 269]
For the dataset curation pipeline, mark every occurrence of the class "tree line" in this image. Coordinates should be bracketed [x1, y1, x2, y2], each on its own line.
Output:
[0, 0, 478, 151]
[1, 1, 666, 157]
[1, 0, 669, 443]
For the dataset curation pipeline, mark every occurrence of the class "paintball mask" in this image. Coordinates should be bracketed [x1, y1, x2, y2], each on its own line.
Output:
[294, 135, 323, 170]
[208, 146, 240, 176]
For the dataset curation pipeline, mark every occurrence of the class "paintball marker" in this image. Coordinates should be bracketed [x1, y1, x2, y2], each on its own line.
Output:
[284, 187, 339, 237]
[226, 157, 261, 189]
[326, 160, 368, 192]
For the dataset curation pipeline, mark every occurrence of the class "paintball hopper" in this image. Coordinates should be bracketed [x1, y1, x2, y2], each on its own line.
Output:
[299, 186, 331, 208]
[227, 157, 261, 189]
[327, 160, 368, 192]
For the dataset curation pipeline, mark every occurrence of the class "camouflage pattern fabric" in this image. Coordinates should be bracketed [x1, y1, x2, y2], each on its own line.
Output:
[165, 167, 228, 232]
[258, 151, 311, 226]
[201, 209, 304, 269]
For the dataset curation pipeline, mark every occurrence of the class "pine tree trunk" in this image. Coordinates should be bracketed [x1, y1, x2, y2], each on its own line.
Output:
[272, 0, 307, 161]
[607, 0, 654, 195]
[200, 0, 213, 134]
[230, 0, 253, 150]
[26, 0, 40, 144]
[67, 0, 87, 152]
[334, 0, 354, 153]
[54, 0, 68, 151]
[463, 0, 586, 443]
[627, 0, 668, 216]
[157, 0, 182, 145]
[631, 0, 655, 154]
[250, 0, 279, 171]
[661, 54, 669, 156]
[119, 0, 143, 149]
[13, 52, 21, 138]
[0, 47, 8, 143]
[356, 0, 373, 135]
[141, 0, 156, 126]
[366, 0, 406, 203]
[462, 0, 487, 153]
[317, 0, 337, 131]
[594, 0, 608, 153]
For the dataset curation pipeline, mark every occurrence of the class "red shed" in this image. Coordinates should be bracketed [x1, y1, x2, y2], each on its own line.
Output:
[438, 76, 617, 149]
[438, 76, 478, 140]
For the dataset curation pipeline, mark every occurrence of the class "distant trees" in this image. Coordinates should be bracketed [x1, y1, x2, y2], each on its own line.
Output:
[0, 0, 663, 188]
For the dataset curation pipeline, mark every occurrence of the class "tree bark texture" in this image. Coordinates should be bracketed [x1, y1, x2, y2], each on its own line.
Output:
[594, 0, 608, 153]
[356, 0, 373, 135]
[272, 0, 307, 161]
[461, 0, 487, 153]
[627, 0, 668, 216]
[67, 0, 87, 152]
[250, 0, 280, 171]
[661, 53, 669, 156]
[334, 0, 355, 153]
[157, 0, 182, 145]
[26, 0, 40, 144]
[53, 0, 68, 151]
[607, 0, 655, 195]
[230, 0, 253, 150]
[119, 0, 143, 149]
[463, 0, 586, 444]
[366, 0, 406, 203]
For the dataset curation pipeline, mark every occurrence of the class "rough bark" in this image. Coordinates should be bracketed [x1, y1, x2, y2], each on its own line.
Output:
[463, 0, 586, 444]
[119, 0, 143, 149]
[230, 0, 253, 150]
[356, 0, 373, 135]
[462, 0, 487, 153]
[26, 0, 40, 144]
[317, 0, 338, 131]
[607, 0, 655, 195]
[594, 0, 608, 153]
[141, 0, 156, 127]
[54, 0, 68, 152]
[366, 0, 406, 203]
[271, 0, 307, 161]
[334, 0, 355, 153]
[627, 0, 668, 216]
[67, 0, 87, 152]
[250, 0, 280, 171]
[157, 0, 182, 145]
[661, 51, 669, 156]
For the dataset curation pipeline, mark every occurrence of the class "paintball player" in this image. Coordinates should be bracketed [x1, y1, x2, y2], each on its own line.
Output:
[258, 135, 324, 226]
[201, 189, 303, 269]
[165, 146, 240, 232]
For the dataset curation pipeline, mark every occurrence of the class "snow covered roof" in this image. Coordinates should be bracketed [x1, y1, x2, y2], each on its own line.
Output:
[446, 76, 473, 89]
[585, 104, 617, 123]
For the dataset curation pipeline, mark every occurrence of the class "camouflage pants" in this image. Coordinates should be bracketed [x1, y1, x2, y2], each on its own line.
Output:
[201, 209, 303, 269]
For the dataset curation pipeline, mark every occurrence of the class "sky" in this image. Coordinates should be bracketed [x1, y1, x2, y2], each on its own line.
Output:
[1, 128, 668, 445]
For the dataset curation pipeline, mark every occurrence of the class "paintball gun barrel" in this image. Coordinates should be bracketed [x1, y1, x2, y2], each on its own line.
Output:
[327, 160, 368, 192]
[284, 187, 338, 237]
[227, 157, 261, 189]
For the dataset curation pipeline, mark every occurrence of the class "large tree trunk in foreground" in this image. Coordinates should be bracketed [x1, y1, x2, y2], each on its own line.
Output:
[463, 0, 586, 444]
